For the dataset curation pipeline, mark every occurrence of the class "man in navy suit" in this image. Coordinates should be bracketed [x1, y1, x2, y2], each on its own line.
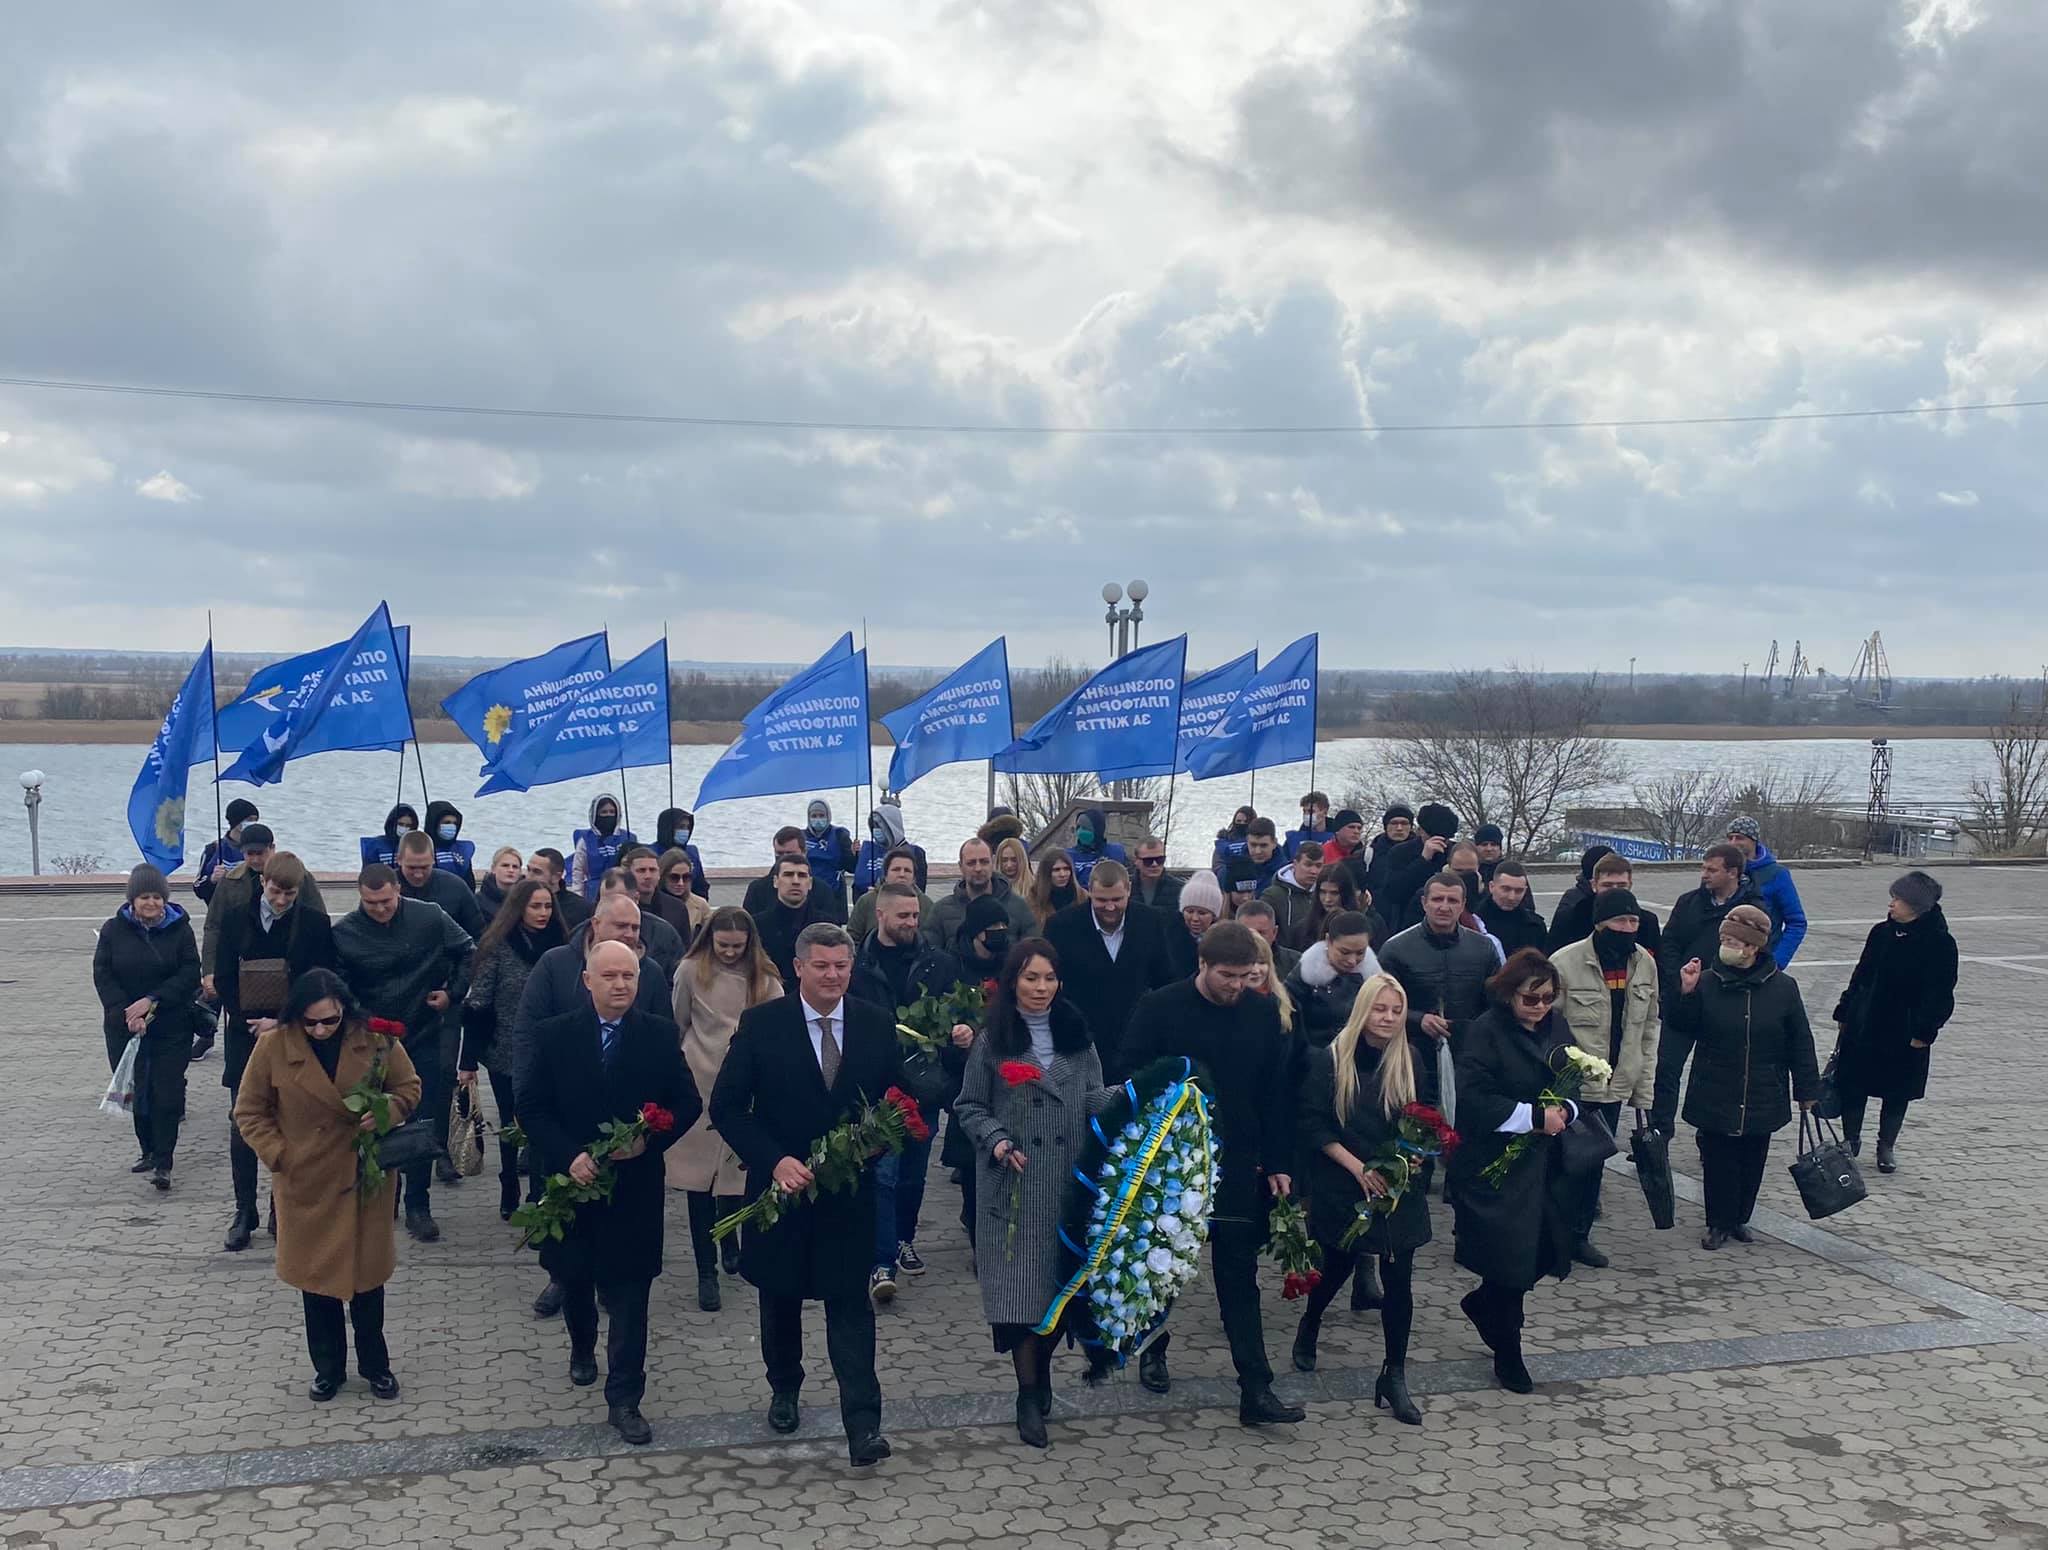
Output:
[519, 941, 700, 1445]
[710, 922, 914, 1468]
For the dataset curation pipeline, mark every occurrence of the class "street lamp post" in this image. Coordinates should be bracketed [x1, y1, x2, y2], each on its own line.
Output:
[1097, 580, 1152, 800]
[20, 770, 44, 877]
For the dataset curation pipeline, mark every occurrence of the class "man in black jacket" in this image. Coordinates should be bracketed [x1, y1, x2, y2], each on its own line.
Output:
[711, 923, 913, 1467]
[1378, 872, 1497, 1107]
[851, 883, 964, 1300]
[1042, 861, 1177, 1079]
[396, 831, 485, 940]
[1547, 845, 1614, 947]
[597, 869, 685, 983]
[1658, 845, 1761, 1017]
[1549, 851, 1663, 958]
[1120, 921, 1304, 1427]
[517, 942, 699, 1444]
[332, 865, 475, 1241]
[741, 828, 810, 916]
[754, 857, 836, 990]
[1131, 835, 1183, 914]
[1478, 862, 1550, 960]
[529, 848, 590, 931]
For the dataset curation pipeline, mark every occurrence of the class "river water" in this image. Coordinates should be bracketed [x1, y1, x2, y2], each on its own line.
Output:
[2, 736, 1988, 877]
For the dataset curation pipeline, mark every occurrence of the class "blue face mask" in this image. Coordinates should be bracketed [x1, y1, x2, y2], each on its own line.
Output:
[676, 826, 692, 846]
[809, 816, 829, 835]
[437, 823, 458, 842]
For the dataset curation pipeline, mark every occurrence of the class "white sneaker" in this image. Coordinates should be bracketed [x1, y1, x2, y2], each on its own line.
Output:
[868, 1266, 898, 1308]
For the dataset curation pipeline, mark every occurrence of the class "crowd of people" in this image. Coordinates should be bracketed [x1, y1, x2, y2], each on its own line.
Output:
[94, 789, 1961, 1461]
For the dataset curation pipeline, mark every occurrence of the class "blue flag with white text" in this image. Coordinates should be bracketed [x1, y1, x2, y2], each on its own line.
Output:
[476, 638, 671, 795]
[994, 635, 1187, 778]
[222, 605, 413, 786]
[696, 635, 870, 807]
[442, 632, 612, 773]
[1186, 634, 1319, 780]
[126, 644, 216, 871]
[216, 626, 412, 756]
[881, 637, 1012, 793]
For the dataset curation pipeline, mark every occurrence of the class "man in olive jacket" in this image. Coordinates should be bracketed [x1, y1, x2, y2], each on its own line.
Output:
[199, 824, 329, 984]
[1551, 889, 1660, 1268]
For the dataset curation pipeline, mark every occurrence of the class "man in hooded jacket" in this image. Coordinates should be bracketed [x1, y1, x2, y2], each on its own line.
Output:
[1064, 806, 1127, 888]
[852, 802, 929, 898]
[1724, 816, 1808, 967]
[359, 804, 420, 869]
[803, 799, 860, 914]
[569, 794, 636, 900]
[423, 800, 477, 887]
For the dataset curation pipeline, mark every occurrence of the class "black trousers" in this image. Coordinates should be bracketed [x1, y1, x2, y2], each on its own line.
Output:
[402, 1027, 455, 1214]
[107, 1029, 189, 1165]
[1467, 1280, 1527, 1349]
[1151, 1216, 1272, 1395]
[1696, 1131, 1772, 1229]
[759, 1291, 882, 1437]
[303, 1287, 389, 1381]
[1575, 1100, 1624, 1236]
[562, 1276, 652, 1408]
[1839, 1092, 1908, 1150]
[1300, 1246, 1415, 1364]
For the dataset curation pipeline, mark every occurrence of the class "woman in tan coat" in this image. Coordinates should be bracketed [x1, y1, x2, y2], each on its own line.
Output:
[668, 906, 783, 1311]
[234, 968, 421, 1402]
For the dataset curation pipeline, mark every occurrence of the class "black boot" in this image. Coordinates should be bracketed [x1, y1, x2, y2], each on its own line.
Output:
[1292, 1310, 1321, 1373]
[717, 1195, 744, 1274]
[1015, 1389, 1048, 1449]
[130, 1154, 157, 1174]
[1375, 1362, 1422, 1425]
[1460, 1288, 1498, 1353]
[223, 1205, 257, 1252]
[1350, 1256, 1383, 1311]
[1033, 1339, 1055, 1416]
[1571, 1235, 1610, 1269]
[498, 1142, 522, 1221]
[1138, 1345, 1170, 1394]
[1876, 1108, 1904, 1174]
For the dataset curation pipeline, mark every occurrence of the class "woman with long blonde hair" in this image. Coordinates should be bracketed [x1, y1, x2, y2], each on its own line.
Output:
[993, 837, 1033, 898]
[1247, 933, 1296, 1032]
[1291, 971, 1435, 1425]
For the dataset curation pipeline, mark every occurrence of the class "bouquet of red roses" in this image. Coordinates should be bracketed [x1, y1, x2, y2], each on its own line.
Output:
[510, 1102, 677, 1249]
[1266, 1196, 1323, 1300]
[712, 1088, 930, 1244]
[996, 1061, 1043, 1259]
[1338, 1103, 1460, 1250]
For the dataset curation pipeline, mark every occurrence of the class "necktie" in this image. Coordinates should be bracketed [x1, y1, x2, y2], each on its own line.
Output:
[815, 1016, 841, 1088]
[599, 1019, 621, 1067]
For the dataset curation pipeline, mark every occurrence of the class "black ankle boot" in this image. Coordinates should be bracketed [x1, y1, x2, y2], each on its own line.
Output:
[223, 1206, 257, 1253]
[1375, 1361, 1422, 1425]
[1291, 1313, 1321, 1373]
[1015, 1390, 1048, 1448]
[1350, 1257, 1383, 1311]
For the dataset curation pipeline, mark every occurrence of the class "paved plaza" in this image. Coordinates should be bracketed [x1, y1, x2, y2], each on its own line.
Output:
[2, 862, 2046, 1547]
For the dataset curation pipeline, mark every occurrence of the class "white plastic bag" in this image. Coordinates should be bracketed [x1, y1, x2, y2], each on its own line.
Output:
[100, 1035, 141, 1118]
[1436, 1041, 1457, 1129]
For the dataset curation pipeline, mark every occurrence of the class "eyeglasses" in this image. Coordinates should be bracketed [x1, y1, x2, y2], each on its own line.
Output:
[1516, 992, 1557, 1008]
[302, 1014, 343, 1030]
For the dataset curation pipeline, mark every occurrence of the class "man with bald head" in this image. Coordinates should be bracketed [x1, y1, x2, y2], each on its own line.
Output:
[519, 940, 699, 1446]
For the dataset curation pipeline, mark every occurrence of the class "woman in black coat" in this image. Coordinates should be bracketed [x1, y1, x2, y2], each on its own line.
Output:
[1650, 904, 1819, 1250]
[1291, 970, 1431, 1424]
[1832, 871, 1957, 1174]
[1446, 948, 1580, 1394]
[92, 865, 204, 1187]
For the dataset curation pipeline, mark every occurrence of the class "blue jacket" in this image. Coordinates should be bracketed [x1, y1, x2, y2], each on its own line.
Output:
[1745, 845, 1808, 968]
[1282, 826, 1333, 860]
[569, 828, 636, 899]
[805, 825, 858, 900]
[1065, 842, 1127, 888]
[194, 838, 242, 901]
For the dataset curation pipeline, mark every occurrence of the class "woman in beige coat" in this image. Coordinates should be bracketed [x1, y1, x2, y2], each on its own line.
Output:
[233, 968, 420, 1402]
[668, 906, 783, 1310]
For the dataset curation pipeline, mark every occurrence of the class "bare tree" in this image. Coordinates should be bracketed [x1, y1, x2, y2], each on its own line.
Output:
[1630, 768, 1735, 856]
[1001, 770, 1099, 838]
[1365, 668, 1627, 854]
[1961, 693, 2048, 855]
[1726, 766, 1848, 859]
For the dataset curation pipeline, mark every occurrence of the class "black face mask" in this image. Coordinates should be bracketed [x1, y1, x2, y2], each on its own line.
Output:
[593, 811, 618, 837]
[980, 929, 1010, 960]
[1594, 929, 1637, 967]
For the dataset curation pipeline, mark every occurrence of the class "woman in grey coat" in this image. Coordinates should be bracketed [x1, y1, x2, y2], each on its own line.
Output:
[952, 937, 1111, 1450]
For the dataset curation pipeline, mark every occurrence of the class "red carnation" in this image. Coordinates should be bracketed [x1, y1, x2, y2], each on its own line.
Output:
[998, 1061, 1044, 1088]
[640, 1102, 676, 1135]
[366, 1016, 407, 1039]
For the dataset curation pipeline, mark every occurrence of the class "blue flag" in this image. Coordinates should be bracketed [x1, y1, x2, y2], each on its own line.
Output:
[994, 635, 1188, 778]
[1186, 634, 1319, 781]
[1170, 651, 1257, 774]
[222, 605, 413, 786]
[216, 625, 412, 756]
[696, 635, 870, 807]
[126, 644, 216, 871]
[442, 632, 612, 772]
[881, 638, 1012, 793]
[476, 638, 671, 795]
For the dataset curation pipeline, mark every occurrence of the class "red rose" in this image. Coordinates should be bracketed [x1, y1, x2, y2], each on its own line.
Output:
[640, 1102, 676, 1135]
[997, 1061, 1044, 1088]
[366, 1017, 407, 1038]
[883, 1087, 931, 1145]
[981, 978, 999, 998]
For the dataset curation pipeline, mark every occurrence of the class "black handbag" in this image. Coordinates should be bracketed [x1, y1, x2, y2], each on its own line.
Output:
[1554, 1105, 1618, 1179]
[366, 1036, 443, 1171]
[1788, 1113, 1866, 1220]
[1628, 1109, 1676, 1229]
[1814, 1047, 1844, 1121]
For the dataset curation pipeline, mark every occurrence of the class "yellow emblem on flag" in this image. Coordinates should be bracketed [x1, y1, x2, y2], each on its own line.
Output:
[153, 797, 185, 851]
[483, 704, 515, 745]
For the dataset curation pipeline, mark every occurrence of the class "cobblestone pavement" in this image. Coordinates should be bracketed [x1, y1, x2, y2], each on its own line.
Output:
[2, 864, 2044, 1546]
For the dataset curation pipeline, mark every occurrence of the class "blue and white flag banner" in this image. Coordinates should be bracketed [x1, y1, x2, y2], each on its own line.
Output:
[216, 626, 412, 756]
[476, 638, 671, 795]
[125, 644, 216, 871]
[222, 605, 413, 787]
[1186, 634, 1318, 781]
[695, 635, 870, 807]
[994, 634, 1188, 779]
[881, 637, 1012, 793]
[442, 631, 611, 772]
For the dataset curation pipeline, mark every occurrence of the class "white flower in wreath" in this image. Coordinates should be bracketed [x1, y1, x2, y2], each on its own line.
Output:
[1146, 1247, 1175, 1275]
[1178, 1191, 1205, 1219]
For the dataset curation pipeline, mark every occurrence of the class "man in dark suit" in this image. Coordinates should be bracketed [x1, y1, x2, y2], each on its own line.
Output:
[517, 942, 700, 1445]
[710, 921, 912, 1468]
[1042, 860, 1176, 1079]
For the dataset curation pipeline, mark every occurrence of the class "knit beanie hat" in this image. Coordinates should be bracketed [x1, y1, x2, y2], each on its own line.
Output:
[1578, 844, 1615, 880]
[1726, 815, 1762, 844]
[1179, 870, 1224, 915]
[1331, 809, 1365, 833]
[127, 864, 171, 902]
[224, 798, 259, 827]
[1416, 802, 1459, 840]
[1381, 803, 1415, 825]
[1722, 904, 1772, 950]
[1889, 871, 1942, 915]
[1592, 888, 1640, 926]
[1473, 823, 1505, 846]
[961, 893, 1010, 940]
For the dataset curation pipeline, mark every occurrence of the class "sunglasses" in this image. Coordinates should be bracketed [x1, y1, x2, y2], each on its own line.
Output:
[1137, 855, 1166, 866]
[1516, 992, 1557, 1009]
[302, 1014, 344, 1030]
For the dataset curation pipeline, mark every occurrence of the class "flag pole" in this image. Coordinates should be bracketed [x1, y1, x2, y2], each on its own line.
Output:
[1161, 771, 1177, 859]
[412, 739, 430, 806]
[397, 750, 405, 806]
[207, 611, 223, 847]
[663, 619, 675, 808]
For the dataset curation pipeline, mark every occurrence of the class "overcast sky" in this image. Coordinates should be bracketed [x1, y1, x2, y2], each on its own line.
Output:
[2, 0, 2043, 679]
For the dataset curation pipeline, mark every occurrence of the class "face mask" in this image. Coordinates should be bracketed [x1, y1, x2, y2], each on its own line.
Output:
[437, 823, 458, 841]
[1076, 827, 1095, 849]
[1594, 930, 1636, 966]
[676, 826, 692, 846]
[396, 822, 415, 835]
[871, 826, 887, 846]
[1718, 943, 1756, 967]
[809, 815, 829, 835]
[981, 930, 1009, 959]
[594, 811, 618, 836]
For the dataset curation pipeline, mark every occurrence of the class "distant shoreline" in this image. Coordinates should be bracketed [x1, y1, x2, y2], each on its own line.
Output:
[0, 719, 1990, 747]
